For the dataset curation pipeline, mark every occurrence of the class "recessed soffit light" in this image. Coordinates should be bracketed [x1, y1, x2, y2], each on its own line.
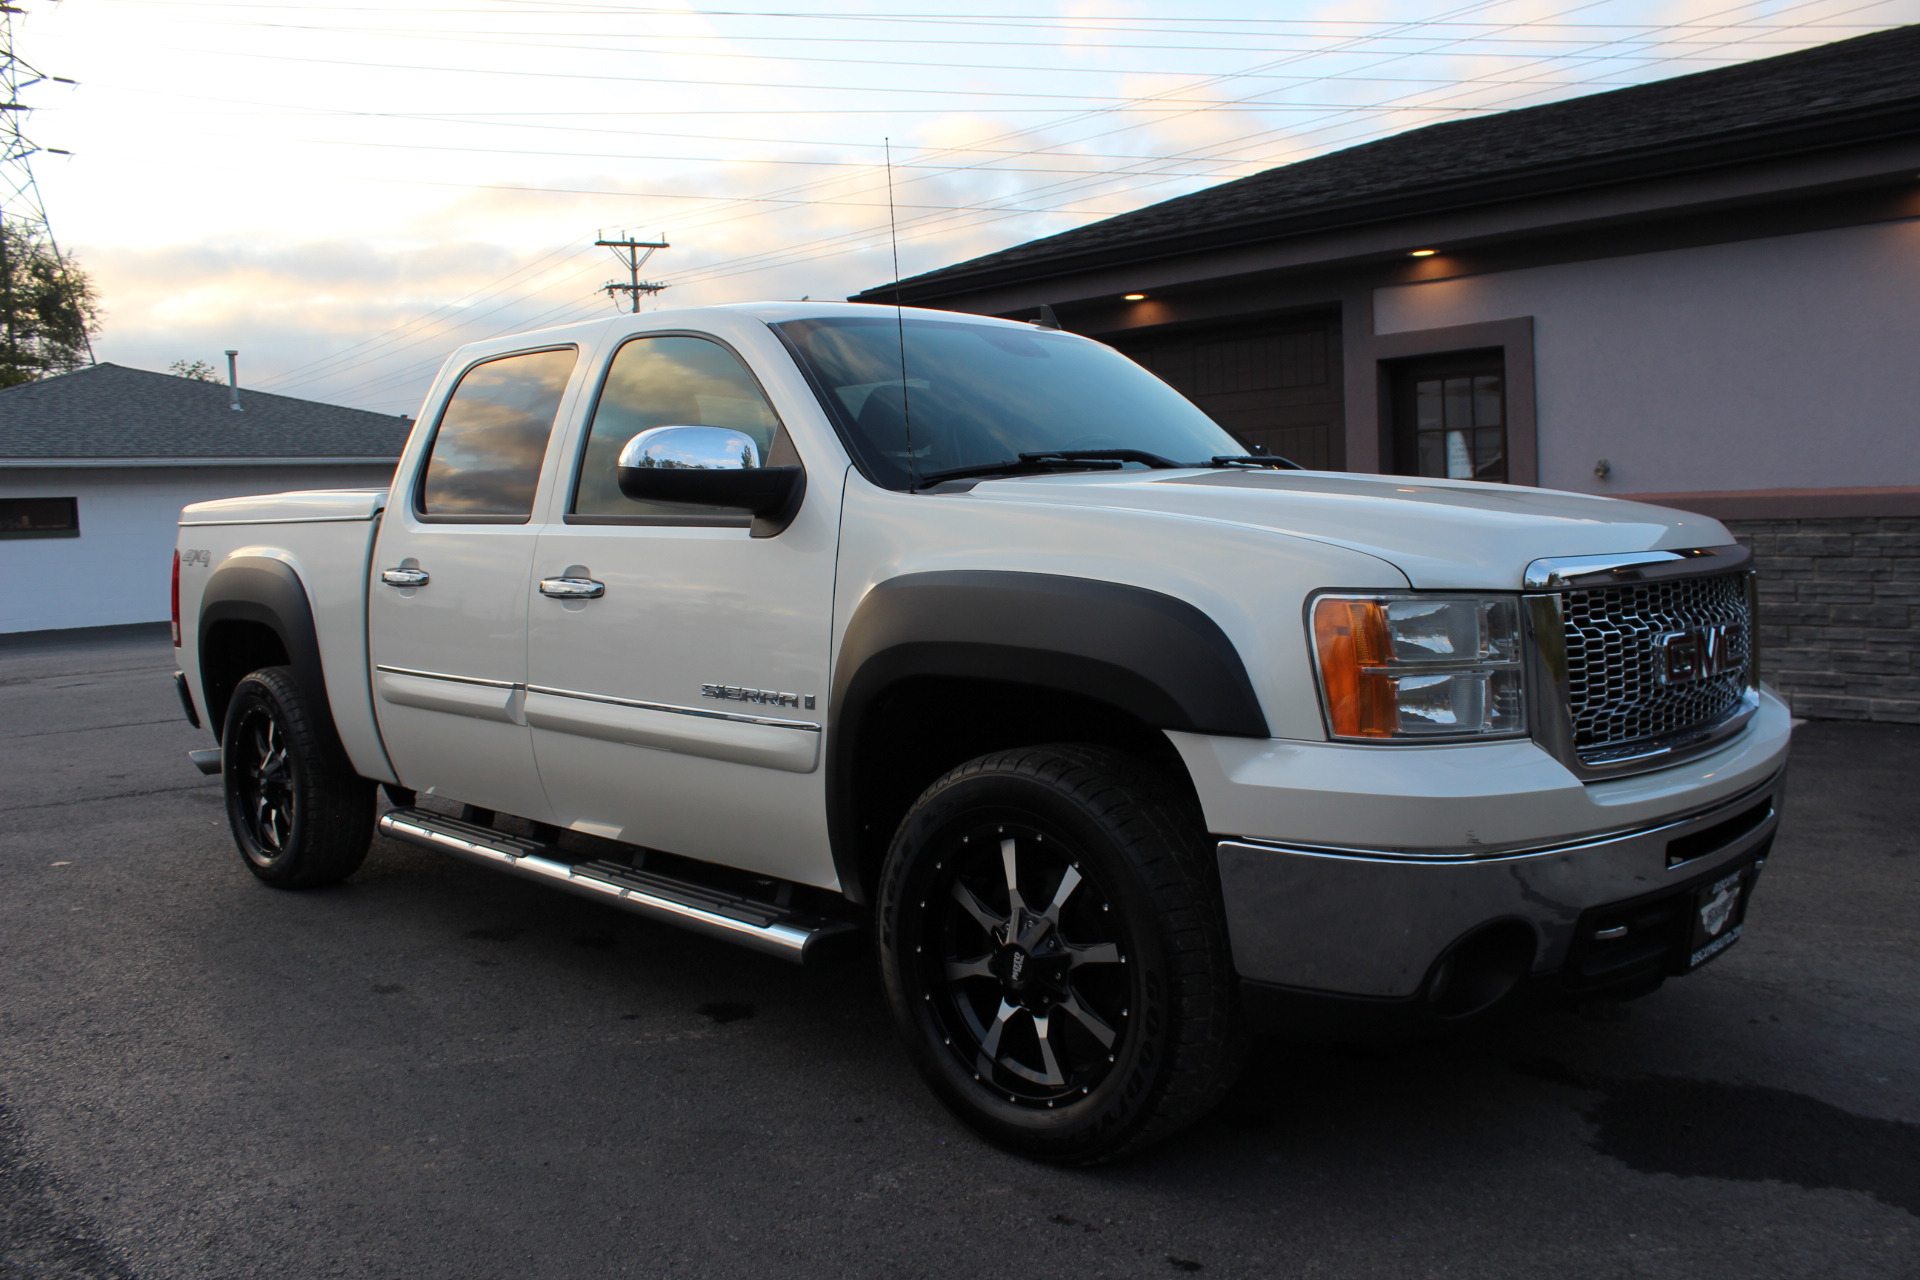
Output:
[1409, 249, 1438, 258]
[1123, 293, 1147, 301]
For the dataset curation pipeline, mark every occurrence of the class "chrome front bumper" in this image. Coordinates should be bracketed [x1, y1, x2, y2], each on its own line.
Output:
[1218, 771, 1783, 999]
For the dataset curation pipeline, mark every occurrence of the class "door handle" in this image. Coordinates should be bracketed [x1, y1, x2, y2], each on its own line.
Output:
[539, 576, 605, 600]
[380, 567, 430, 587]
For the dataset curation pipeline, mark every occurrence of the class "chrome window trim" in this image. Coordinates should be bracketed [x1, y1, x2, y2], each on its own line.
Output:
[1523, 544, 1751, 591]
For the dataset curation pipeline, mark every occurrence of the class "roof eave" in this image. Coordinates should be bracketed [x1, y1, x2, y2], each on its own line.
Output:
[853, 96, 1920, 305]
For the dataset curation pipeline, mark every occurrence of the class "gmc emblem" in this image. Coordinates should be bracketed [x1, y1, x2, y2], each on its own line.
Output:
[1656, 624, 1742, 686]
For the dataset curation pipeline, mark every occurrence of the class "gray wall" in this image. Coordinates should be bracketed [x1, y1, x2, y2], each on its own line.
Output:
[0, 464, 394, 633]
[1372, 218, 1920, 497]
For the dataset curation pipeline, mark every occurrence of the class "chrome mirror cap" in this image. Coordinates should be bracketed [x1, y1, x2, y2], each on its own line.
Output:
[617, 425, 761, 472]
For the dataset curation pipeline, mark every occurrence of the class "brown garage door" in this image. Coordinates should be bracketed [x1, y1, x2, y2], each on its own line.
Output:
[1110, 313, 1344, 469]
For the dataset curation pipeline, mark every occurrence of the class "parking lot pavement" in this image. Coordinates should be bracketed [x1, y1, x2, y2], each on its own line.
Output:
[0, 629, 1914, 1280]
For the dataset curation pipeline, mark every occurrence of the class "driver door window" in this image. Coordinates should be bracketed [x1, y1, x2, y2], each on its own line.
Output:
[569, 335, 782, 525]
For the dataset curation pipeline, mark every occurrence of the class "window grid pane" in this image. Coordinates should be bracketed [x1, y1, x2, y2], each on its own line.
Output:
[1405, 361, 1507, 484]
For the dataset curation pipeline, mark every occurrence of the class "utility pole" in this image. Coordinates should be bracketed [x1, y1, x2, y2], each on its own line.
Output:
[596, 232, 668, 313]
[0, 2, 85, 366]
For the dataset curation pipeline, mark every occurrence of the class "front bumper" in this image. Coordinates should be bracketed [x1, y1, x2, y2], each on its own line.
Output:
[1219, 772, 1778, 999]
[1178, 689, 1792, 1014]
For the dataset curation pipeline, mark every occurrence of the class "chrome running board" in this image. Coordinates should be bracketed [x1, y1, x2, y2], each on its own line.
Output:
[375, 808, 856, 965]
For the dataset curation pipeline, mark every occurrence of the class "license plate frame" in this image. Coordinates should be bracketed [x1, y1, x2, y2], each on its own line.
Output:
[1685, 858, 1763, 971]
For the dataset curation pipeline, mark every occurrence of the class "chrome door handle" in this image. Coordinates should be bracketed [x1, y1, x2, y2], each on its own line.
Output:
[380, 567, 430, 587]
[539, 576, 605, 600]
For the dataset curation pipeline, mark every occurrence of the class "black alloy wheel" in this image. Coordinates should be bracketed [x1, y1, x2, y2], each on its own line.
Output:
[924, 820, 1130, 1107]
[880, 745, 1243, 1164]
[220, 666, 375, 889]
[232, 700, 295, 861]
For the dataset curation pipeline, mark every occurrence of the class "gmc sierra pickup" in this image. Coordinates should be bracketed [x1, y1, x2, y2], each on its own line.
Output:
[172, 301, 1788, 1163]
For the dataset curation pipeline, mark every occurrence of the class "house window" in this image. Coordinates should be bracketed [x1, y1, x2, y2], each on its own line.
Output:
[1391, 350, 1507, 483]
[0, 496, 79, 538]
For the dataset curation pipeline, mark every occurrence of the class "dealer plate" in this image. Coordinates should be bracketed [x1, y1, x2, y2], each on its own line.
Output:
[1686, 859, 1763, 971]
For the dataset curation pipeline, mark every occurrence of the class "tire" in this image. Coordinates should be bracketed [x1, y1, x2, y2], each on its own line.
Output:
[220, 665, 375, 889]
[878, 744, 1244, 1164]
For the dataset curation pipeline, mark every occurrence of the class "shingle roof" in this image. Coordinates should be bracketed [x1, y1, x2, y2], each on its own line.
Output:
[855, 24, 1920, 302]
[0, 363, 412, 460]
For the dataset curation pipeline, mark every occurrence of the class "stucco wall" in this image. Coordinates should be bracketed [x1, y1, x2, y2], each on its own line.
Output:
[0, 465, 393, 633]
[1372, 218, 1920, 496]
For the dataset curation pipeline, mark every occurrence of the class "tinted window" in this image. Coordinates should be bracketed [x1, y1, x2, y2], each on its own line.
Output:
[775, 316, 1244, 490]
[419, 347, 577, 517]
[572, 335, 781, 521]
[0, 496, 78, 537]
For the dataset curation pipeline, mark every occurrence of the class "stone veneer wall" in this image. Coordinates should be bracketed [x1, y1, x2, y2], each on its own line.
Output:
[1725, 516, 1920, 724]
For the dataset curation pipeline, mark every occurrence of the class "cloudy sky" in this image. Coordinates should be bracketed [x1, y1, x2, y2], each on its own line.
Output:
[15, 0, 1918, 415]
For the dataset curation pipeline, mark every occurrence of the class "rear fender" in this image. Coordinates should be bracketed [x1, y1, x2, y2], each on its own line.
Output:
[199, 557, 335, 745]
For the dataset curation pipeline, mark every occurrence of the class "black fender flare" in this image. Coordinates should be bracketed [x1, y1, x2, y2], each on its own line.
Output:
[198, 556, 335, 743]
[826, 570, 1268, 898]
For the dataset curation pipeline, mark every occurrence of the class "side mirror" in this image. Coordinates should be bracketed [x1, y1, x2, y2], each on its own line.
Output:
[616, 425, 805, 535]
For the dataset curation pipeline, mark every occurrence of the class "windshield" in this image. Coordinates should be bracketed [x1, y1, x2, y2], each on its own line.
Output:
[773, 316, 1245, 489]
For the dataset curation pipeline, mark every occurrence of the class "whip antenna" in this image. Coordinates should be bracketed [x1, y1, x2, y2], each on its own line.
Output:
[885, 137, 917, 491]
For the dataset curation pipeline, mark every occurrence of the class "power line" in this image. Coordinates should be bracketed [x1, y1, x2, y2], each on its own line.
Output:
[204, 0, 1904, 405]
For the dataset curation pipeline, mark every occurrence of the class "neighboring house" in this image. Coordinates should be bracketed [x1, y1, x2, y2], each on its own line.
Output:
[0, 363, 409, 634]
[853, 25, 1920, 724]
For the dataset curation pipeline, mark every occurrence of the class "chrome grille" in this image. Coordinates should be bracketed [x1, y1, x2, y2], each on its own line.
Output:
[1562, 571, 1752, 759]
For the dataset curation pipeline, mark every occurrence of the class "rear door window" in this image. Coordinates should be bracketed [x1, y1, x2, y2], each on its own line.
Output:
[417, 346, 578, 520]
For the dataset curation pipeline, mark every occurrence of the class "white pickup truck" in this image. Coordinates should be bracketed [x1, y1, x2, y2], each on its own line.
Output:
[172, 301, 1788, 1162]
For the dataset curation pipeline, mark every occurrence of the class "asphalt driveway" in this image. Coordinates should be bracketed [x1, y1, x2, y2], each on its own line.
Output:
[1, 627, 1915, 1279]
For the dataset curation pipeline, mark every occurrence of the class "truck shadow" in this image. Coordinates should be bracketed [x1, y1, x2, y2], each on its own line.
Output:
[1164, 1029, 1920, 1221]
[304, 817, 1917, 1227]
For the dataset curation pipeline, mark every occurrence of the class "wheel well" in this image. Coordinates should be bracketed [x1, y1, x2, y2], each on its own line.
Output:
[844, 676, 1199, 901]
[200, 620, 289, 740]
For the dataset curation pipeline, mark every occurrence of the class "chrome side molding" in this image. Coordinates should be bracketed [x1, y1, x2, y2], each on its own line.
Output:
[1523, 544, 1751, 591]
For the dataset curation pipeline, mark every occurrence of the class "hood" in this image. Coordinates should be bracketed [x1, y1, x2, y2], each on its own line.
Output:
[960, 469, 1732, 590]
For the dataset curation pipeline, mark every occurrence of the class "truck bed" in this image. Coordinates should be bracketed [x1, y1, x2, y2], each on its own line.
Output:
[175, 488, 395, 783]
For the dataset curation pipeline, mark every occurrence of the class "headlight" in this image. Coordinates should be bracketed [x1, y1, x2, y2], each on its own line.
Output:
[1310, 594, 1526, 740]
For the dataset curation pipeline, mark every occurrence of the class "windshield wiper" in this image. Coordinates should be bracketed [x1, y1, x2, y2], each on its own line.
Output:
[1021, 449, 1182, 469]
[913, 457, 1120, 487]
[1208, 454, 1304, 470]
[913, 449, 1181, 488]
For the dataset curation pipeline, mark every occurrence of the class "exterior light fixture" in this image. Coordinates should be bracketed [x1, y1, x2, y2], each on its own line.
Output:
[1123, 293, 1147, 301]
[1409, 249, 1438, 258]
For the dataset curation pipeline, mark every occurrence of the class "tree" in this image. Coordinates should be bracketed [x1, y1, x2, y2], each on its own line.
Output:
[0, 221, 100, 388]
[169, 358, 221, 383]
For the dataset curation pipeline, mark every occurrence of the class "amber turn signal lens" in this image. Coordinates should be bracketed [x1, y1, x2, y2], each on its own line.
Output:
[1312, 598, 1396, 737]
